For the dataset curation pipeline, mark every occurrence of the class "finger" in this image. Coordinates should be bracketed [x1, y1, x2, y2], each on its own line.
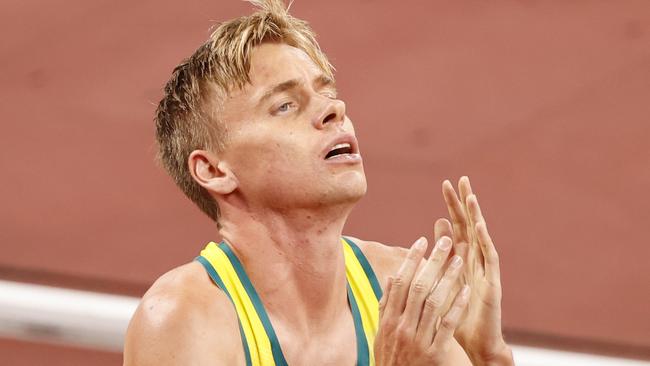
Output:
[434, 218, 466, 302]
[384, 237, 428, 319]
[458, 176, 474, 204]
[442, 180, 470, 244]
[465, 194, 486, 230]
[458, 176, 474, 217]
[378, 277, 393, 319]
[435, 217, 467, 260]
[427, 255, 463, 315]
[459, 178, 480, 264]
[402, 237, 453, 331]
[429, 285, 471, 352]
[416, 254, 464, 344]
[475, 222, 501, 286]
[466, 194, 486, 266]
[433, 218, 453, 242]
[415, 290, 439, 348]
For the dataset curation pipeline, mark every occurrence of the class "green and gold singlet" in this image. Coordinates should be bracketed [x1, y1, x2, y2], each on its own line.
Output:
[196, 237, 383, 366]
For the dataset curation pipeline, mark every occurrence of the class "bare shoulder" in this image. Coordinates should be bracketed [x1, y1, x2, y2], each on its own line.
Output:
[123, 261, 244, 366]
[345, 236, 410, 288]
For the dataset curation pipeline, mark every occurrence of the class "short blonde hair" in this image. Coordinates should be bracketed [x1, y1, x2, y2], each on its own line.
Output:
[155, 0, 334, 223]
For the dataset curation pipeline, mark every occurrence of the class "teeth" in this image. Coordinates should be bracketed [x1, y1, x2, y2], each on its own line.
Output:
[330, 143, 351, 151]
[325, 142, 355, 159]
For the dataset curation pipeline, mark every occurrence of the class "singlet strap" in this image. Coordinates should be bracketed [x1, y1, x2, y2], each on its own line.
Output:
[342, 237, 383, 300]
[196, 242, 288, 366]
[218, 243, 288, 366]
[347, 283, 370, 366]
[197, 239, 383, 366]
[196, 255, 253, 366]
[342, 237, 383, 366]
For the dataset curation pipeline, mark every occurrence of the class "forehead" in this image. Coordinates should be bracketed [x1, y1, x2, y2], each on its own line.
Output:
[249, 42, 322, 86]
[216, 43, 327, 123]
[224, 42, 324, 104]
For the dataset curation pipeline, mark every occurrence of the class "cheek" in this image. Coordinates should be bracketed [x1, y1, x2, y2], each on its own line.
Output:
[231, 134, 316, 183]
[233, 139, 323, 204]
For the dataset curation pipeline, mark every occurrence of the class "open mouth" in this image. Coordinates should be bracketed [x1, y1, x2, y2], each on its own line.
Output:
[325, 143, 354, 159]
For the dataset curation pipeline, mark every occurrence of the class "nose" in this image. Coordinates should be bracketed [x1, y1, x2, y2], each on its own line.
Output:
[312, 98, 346, 129]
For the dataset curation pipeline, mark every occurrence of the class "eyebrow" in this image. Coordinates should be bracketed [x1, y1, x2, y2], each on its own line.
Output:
[257, 74, 336, 106]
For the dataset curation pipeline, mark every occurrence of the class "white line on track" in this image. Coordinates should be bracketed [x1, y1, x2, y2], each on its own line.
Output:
[1, 280, 648, 365]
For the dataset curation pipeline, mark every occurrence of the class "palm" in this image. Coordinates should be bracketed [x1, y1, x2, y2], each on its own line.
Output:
[455, 237, 501, 354]
[437, 177, 506, 360]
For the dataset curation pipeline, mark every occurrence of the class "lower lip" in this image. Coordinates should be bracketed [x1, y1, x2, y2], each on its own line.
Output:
[324, 153, 362, 164]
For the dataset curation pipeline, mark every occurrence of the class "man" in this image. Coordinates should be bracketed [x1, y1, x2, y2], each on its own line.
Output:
[124, 0, 514, 365]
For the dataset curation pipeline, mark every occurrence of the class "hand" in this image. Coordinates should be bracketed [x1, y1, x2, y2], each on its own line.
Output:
[375, 236, 471, 365]
[438, 176, 513, 365]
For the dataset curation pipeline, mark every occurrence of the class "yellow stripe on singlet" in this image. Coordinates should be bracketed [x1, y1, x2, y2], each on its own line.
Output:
[197, 238, 382, 366]
[199, 243, 275, 365]
[342, 238, 381, 365]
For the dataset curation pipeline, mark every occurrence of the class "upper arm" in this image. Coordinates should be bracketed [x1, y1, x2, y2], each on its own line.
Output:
[123, 264, 244, 366]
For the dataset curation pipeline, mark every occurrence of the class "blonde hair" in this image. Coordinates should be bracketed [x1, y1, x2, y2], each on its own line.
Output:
[155, 0, 334, 223]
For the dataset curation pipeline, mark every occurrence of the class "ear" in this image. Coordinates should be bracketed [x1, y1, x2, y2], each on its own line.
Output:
[188, 149, 238, 195]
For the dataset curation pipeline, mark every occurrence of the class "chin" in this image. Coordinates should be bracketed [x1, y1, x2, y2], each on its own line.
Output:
[327, 170, 367, 204]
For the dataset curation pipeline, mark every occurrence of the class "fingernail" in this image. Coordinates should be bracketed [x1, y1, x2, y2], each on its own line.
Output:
[451, 255, 462, 267]
[438, 237, 452, 250]
[414, 237, 426, 250]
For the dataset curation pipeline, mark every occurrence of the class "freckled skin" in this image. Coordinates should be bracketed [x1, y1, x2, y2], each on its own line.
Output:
[124, 43, 474, 366]
[216, 44, 367, 213]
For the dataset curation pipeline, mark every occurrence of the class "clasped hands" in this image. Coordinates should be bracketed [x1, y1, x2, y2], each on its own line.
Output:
[374, 177, 514, 366]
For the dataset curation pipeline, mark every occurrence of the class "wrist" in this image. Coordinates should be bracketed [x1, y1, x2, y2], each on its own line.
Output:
[468, 343, 514, 366]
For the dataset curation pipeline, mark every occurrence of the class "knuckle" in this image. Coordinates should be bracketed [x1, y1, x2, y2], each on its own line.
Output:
[410, 280, 428, 294]
[425, 349, 442, 362]
[381, 317, 397, 332]
[395, 328, 413, 347]
[395, 321, 408, 334]
[396, 322, 414, 342]
[391, 276, 406, 289]
[441, 315, 458, 330]
[425, 294, 444, 310]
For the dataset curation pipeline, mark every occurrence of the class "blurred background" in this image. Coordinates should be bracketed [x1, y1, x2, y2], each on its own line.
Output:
[1, 0, 649, 365]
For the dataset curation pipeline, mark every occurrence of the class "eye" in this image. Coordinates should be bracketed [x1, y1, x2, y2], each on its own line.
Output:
[274, 101, 296, 114]
[278, 102, 292, 112]
[322, 90, 338, 99]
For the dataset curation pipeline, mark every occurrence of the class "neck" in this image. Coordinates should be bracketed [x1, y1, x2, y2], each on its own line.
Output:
[217, 201, 353, 334]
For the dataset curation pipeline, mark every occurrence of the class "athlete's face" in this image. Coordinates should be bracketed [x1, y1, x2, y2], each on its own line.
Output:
[216, 42, 366, 210]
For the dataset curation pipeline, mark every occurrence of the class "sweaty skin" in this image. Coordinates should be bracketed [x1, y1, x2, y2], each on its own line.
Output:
[123, 240, 472, 365]
[124, 43, 473, 366]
